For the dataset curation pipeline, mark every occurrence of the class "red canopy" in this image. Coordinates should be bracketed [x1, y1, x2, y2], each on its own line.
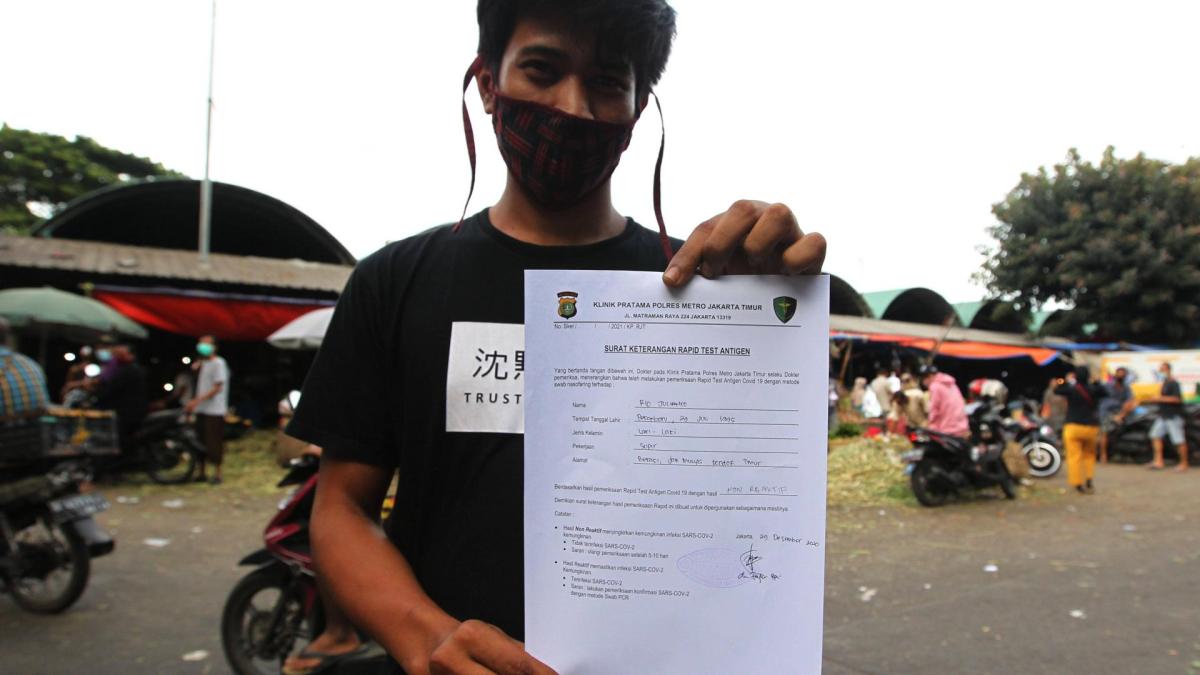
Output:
[94, 286, 334, 342]
[832, 332, 1060, 366]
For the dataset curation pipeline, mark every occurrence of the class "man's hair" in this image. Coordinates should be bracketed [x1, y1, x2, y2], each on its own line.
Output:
[200, 334, 217, 345]
[477, 0, 677, 101]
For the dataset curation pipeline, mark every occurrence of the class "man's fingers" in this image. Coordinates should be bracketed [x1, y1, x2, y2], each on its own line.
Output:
[741, 203, 800, 269]
[697, 200, 766, 278]
[458, 622, 558, 675]
[662, 219, 713, 288]
[781, 232, 827, 274]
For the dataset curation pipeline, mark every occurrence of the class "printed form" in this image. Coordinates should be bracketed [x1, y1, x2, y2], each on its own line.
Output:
[524, 270, 830, 675]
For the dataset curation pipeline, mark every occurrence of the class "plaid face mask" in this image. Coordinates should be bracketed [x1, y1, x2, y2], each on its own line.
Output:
[456, 56, 674, 262]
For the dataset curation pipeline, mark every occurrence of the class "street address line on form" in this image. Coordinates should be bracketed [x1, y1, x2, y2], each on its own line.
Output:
[524, 271, 830, 675]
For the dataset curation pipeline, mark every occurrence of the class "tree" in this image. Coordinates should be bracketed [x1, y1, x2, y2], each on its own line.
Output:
[0, 124, 185, 235]
[979, 148, 1200, 346]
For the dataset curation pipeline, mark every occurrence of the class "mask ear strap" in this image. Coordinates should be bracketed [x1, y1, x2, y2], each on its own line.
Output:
[651, 92, 672, 263]
[455, 55, 484, 233]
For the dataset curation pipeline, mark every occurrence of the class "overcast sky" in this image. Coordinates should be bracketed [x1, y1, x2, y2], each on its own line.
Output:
[5, 1, 1198, 302]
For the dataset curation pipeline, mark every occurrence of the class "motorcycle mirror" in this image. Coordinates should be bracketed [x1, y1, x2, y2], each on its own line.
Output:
[288, 390, 302, 410]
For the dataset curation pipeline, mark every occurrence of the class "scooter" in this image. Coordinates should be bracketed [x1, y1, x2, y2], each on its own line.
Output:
[1003, 400, 1062, 478]
[0, 460, 114, 613]
[902, 403, 1018, 507]
[1106, 404, 1200, 465]
[221, 455, 322, 675]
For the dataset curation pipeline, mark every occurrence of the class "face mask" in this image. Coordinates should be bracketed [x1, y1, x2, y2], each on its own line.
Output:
[197, 343, 215, 357]
[96, 349, 113, 363]
[456, 56, 674, 262]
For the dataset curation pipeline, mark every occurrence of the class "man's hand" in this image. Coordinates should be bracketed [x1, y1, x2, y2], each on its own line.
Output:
[428, 620, 557, 675]
[662, 200, 825, 287]
[184, 400, 198, 415]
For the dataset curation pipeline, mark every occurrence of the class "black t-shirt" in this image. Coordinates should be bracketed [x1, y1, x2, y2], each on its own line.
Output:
[1053, 380, 1106, 426]
[1160, 379, 1183, 420]
[288, 209, 679, 652]
[95, 362, 148, 439]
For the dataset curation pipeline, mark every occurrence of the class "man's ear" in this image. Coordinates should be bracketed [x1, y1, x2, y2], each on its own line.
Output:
[477, 64, 497, 114]
[636, 91, 651, 119]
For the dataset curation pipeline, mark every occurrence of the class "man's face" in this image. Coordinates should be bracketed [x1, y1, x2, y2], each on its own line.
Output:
[1115, 368, 1128, 383]
[1160, 364, 1171, 379]
[482, 15, 639, 124]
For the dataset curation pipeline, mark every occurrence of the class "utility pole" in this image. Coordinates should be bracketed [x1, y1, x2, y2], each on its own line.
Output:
[198, 0, 217, 264]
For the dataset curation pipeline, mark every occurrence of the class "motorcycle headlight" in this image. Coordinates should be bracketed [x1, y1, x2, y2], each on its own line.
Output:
[1040, 425, 1054, 436]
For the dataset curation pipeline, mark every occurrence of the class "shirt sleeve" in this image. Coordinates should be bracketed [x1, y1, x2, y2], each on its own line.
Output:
[287, 255, 398, 468]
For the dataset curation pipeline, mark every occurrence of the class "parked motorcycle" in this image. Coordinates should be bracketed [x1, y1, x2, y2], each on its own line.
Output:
[903, 403, 1018, 507]
[221, 455, 322, 675]
[1003, 400, 1062, 478]
[78, 405, 207, 484]
[0, 460, 114, 613]
[1106, 403, 1200, 465]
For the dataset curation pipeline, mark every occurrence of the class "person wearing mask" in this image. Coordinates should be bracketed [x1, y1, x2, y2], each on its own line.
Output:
[1053, 365, 1107, 494]
[919, 365, 968, 437]
[91, 342, 148, 453]
[1097, 367, 1131, 463]
[0, 317, 50, 421]
[185, 335, 229, 484]
[1143, 362, 1189, 471]
[285, 2, 828, 671]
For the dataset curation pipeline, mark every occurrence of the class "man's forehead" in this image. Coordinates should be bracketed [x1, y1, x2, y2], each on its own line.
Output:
[506, 14, 632, 71]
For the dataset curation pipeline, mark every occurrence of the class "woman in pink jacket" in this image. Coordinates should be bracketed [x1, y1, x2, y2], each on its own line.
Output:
[919, 365, 969, 437]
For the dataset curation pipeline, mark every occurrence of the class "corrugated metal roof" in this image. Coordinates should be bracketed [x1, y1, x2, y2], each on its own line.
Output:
[0, 235, 351, 293]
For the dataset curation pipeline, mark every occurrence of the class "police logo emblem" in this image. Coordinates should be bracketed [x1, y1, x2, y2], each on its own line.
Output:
[773, 296, 797, 324]
[557, 291, 579, 319]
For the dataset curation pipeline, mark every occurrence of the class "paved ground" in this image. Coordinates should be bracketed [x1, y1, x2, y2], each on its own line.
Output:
[1, 462, 1197, 674]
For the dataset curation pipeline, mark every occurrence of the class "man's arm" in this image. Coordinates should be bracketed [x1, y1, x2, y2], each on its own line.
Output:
[184, 380, 223, 414]
[313, 458, 556, 675]
[662, 201, 826, 287]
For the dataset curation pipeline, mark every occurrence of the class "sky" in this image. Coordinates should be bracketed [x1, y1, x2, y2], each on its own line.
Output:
[4, 1, 1199, 302]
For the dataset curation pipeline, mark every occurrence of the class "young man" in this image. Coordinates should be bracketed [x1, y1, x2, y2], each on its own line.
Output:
[0, 317, 50, 421]
[185, 335, 229, 484]
[288, 3, 826, 673]
[1097, 366, 1130, 463]
[1145, 362, 1189, 471]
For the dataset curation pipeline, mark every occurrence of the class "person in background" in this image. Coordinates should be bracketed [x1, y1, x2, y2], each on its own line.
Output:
[0, 317, 50, 421]
[827, 377, 839, 433]
[885, 390, 909, 437]
[860, 380, 883, 419]
[920, 364, 968, 437]
[1053, 365, 1107, 494]
[91, 342, 148, 453]
[900, 373, 929, 429]
[1097, 366, 1131, 464]
[1142, 362, 1189, 472]
[886, 369, 902, 396]
[185, 335, 229, 484]
[850, 377, 867, 411]
[61, 345, 95, 405]
[1041, 379, 1068, 433]
[869, 368, 893, 415]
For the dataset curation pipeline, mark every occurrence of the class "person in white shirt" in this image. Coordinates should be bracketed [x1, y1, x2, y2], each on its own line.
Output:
[185, 335, 229, 484]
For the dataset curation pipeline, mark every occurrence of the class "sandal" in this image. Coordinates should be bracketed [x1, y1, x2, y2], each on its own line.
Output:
[281, 645, 370, 675]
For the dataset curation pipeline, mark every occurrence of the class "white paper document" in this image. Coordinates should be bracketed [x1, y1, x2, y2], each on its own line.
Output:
[524, 270, 830, 675]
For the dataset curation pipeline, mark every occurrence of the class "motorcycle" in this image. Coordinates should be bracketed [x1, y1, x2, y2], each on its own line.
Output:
[221, 455, 322, 675]
[1003, 400, 1062, 478]
[71, 400, 208, 484]
[902, 403, 1018, 507]
[1106, 403, 1200, 465]
[0, 460, 114, 613]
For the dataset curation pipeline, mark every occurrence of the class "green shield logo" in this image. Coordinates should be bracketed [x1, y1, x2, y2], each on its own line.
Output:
[557, 291, 578, 319]
[773, 296, 797, 324]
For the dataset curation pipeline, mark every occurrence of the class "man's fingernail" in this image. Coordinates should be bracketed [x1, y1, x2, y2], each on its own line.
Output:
[700, 263, 714, 279]
[663, 267, 680, 285]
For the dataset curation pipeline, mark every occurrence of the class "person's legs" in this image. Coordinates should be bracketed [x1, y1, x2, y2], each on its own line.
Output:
[202, 414, 225, 482]
[1080, 425, 1098, 491]
[193, 416, 209, 480]
[1169, 419, 1189, 471]
[1063, 424, 1084, 489]
[282, 578, 363, 674]
[1149, 418, 1166, 469]
[1098, 418, 1110, 463]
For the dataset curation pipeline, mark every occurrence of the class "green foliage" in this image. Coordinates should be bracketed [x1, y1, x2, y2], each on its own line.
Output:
[980, 148, 1200, 345]
[0, 124, 185, 236]
[830, 422, 863, 439]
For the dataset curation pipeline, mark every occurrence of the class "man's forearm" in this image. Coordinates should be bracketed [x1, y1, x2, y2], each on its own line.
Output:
[312, 492, 458, 673]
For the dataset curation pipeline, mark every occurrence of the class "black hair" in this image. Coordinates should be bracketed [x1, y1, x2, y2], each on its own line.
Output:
[477, 0, 677, 101]
[1074, 365, 1090, 382]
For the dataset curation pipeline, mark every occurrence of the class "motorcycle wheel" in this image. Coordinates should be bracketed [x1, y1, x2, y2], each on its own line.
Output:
[998, 461, 1017, 500]
[6, 516, 91, 614]
[145, 437, 199, 485]
[221, 565, 320, 675]
[1022, 441, 1062, 478]
[910, 458, 951, 507]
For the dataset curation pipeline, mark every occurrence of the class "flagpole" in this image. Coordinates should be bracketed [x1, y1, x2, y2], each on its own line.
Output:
[198, 0, 216, 264]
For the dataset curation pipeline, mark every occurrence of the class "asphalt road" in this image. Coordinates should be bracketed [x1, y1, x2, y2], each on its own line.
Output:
[1, 463, 1197, 674]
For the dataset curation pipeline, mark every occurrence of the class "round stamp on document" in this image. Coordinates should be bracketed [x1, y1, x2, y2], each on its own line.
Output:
[676, 548, 750, 588]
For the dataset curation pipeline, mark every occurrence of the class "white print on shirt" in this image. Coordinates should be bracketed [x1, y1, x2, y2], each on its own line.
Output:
[446, 322, 525, 434]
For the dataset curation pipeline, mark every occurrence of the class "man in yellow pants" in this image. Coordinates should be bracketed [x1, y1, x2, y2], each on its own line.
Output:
[1054, 366, 1107, 494]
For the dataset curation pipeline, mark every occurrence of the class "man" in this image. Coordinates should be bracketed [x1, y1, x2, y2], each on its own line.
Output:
[920, 365, 968, 438]
[1144, 362, 1189, 471]
[288, 3, 827, 673]
[185, 335, 229, 484]
[91, 341, 148, 453]
[869, 368, 893, 414]
[0, 317, 50, 421]
[1097, 366, 1130, 463]
[900, 372, 929, 428]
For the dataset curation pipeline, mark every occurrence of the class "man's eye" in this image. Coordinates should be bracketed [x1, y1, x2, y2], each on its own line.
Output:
[521, 61, 557, 80]
[592, 76, 631, 92]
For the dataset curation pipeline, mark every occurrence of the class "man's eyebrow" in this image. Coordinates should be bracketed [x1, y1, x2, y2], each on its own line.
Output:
[516, 45, 569, 60]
